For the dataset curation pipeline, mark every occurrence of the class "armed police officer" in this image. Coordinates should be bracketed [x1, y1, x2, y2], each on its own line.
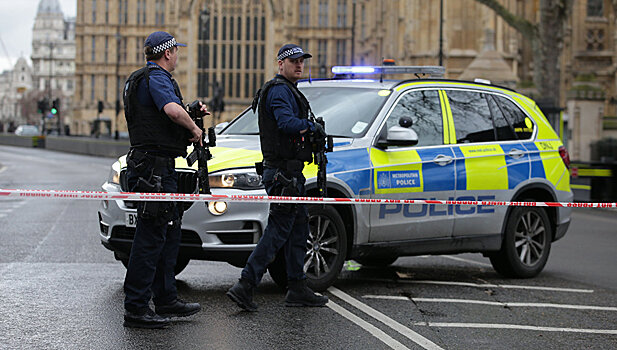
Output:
[227, 44, 328, 311]
[122, 31, 208, 328]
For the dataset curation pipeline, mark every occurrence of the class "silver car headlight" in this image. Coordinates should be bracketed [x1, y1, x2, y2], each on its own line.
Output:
[208, 169, 263, 190]
[107, 161, 121, 185]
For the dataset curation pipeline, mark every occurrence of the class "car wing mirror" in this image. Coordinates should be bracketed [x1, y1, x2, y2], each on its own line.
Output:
[377, 126, 419, 148]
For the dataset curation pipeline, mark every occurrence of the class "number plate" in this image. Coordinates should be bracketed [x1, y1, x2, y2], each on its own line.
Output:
[125, 212, 138, 228]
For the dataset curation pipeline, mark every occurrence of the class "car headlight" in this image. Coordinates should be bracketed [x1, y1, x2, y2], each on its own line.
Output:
[208, 169, 263, 190]
[107, 161, 121, 185]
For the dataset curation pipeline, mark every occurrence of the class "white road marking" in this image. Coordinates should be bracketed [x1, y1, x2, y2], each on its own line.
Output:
[326, 301, 410, 350]
[0, 165, 6, 174]
[413, 322, 617, 335]
[363, 295, 617, 312]
[398, 279, 594, 293]
[442, 255, 492, 267]
[328, 287, 444, 350]
[0, 213, 5, 218]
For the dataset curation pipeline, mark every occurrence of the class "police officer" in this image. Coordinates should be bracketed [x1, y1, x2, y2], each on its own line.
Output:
[122, 31, 207, 328]
[227, 44, 328, 311]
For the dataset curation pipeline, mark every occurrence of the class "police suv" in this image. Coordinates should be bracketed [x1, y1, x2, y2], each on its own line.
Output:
[98, 66, 572, 291]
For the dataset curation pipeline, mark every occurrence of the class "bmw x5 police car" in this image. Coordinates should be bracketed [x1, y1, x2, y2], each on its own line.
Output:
[98, 65, 572, 291]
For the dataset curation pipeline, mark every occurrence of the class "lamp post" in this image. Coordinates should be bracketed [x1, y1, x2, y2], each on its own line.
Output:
[438, 0, 444, 66]
[114, 30, 121, 139]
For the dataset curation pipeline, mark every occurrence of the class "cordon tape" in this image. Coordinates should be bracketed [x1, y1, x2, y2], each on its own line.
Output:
[0, 188, 615, 209]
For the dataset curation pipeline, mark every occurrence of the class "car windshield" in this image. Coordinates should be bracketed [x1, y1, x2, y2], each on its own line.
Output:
[222, 86, 389, 137]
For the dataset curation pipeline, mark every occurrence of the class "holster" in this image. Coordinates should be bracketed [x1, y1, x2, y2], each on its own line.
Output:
[127, 149, 177, 225]
[271, 170, 300, 213]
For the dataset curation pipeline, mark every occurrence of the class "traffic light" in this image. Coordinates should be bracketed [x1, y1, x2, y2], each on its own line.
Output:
[37, 98, 49, 114]
[51, 98, 60, 115]
[98, 100, 104, 114]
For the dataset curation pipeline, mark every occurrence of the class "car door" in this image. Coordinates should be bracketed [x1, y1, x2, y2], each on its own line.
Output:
[369, 89, 455, 242]
[444, 89, 531, 238]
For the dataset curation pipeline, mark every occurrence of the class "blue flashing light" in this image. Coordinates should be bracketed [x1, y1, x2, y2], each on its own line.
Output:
[332, 66, 376, 74]
[331, 65, 445, 77]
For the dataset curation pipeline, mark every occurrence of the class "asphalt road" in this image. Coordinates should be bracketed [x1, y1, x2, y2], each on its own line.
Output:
[0, 145, 616, 349]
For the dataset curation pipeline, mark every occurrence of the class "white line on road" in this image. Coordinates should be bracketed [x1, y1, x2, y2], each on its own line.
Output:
[326, 301, 410, 350]
[413, 322, 617, 335]
[363, 296, 617, 312]
[328, 287, 444, 350]
[398, 279, 594, 293]
[442, 255, 492, 267]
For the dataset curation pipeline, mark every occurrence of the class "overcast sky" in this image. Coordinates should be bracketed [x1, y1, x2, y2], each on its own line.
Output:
[0, 0, 76, 73]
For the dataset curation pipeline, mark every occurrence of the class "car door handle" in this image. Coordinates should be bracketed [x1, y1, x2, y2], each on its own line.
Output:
[508, 149, 525, 159]
[433, 154, 453, 166]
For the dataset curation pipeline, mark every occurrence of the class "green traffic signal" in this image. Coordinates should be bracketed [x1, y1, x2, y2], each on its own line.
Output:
[51, 107, 57, 115]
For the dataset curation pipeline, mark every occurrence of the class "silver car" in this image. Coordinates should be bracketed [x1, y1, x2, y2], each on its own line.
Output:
[99, 71, 572, 291]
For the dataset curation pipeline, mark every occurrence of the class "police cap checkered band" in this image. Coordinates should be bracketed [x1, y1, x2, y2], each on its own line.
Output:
[152, 38, 177, 54]
[277, 44, 312, 60]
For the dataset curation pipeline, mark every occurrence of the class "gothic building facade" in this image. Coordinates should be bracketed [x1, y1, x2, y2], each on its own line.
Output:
[31, 0, 76, 129]
[70, 0, 616, 161]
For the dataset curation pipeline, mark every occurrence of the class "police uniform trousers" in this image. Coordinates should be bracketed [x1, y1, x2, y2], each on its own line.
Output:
[123, 152, 181, 313]
[241, 167, 310, 286]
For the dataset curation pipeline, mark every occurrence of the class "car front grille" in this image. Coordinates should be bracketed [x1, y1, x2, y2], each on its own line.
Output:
[111, 226, 202, 246]
[119, 169, 197, 210]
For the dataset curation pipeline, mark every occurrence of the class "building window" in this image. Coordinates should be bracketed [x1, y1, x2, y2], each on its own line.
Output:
[104, 75, 108, 101]
[361, 5, 366, 39]
[319, 0, 328, 27]
[92, 0, 97, 23]
[91, 36, 96, 62]
[587, 0, 603, 17]
[137, 0, 146, 24]
[336, 40, 346, 65]
[119, 0, 128, 24]
[136, 37, 144, 62]
[155, 0, 165, 25]
[90, 75, 95, 101]
[299, 39, 309, 54]
[337, 0, 347, 27]
[105, 0, 109, 23]
[223, 17, 227, 41]
[318, 39, 327, 77]
[104, 36, 108, 61]
[299, 0, 310, 27]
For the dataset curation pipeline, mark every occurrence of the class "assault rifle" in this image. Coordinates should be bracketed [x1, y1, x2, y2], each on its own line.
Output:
[310, 116, 333, 197]
[186, 100, 216, 195]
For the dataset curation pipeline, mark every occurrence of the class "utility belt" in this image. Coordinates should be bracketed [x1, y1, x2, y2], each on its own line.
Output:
[261, 159, 304, 174]
[258, 159, 304, 213]
[127, 148, 180, 225]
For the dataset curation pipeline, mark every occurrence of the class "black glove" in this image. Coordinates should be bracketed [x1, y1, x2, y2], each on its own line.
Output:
[312, 122, 326, 139]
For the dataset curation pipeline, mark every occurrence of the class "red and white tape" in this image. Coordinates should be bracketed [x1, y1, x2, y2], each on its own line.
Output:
[0, 188, 615, 208]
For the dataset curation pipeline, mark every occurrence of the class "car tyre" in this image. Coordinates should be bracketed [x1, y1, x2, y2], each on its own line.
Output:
[489, 206, 552, 278]
[119, 256, 190, 276]
[266, 205, 347, 292]
[355, 256, 398, 267]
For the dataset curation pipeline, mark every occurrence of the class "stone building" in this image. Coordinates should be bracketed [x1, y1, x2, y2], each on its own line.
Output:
[31, 0, 76, 132]
[71, 0, 616, 161]
[0, 58, 34, 128]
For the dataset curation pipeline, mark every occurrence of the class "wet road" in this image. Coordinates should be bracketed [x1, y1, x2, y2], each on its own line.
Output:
[0, 145, 616, 349]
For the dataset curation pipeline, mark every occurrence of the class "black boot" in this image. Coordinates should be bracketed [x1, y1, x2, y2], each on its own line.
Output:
[123, 308, 170, 329]
[155, 299, 201, 318]
[226, 279, 258, 312]
[285, 279, 328, 307]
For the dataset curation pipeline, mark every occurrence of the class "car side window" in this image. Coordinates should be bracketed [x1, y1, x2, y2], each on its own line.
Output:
[446, 90, 495, 143]
[486, 95, 518, 141]
[493, 95, 534, 139]
[386, 90, 443, 147]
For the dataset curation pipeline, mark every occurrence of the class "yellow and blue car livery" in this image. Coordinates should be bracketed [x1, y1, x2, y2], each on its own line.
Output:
[99, 71, 572, 288]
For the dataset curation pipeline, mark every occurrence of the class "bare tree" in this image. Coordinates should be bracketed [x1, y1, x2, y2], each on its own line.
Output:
[475, 0, 573, 107]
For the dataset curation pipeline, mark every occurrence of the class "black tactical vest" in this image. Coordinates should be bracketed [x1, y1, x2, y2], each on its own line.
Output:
[123, 65, 190, 157]
[252, 76, 313, 165]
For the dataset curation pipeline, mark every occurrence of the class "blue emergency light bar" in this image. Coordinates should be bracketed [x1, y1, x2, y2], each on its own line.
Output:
[331, 65, 445, 77]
